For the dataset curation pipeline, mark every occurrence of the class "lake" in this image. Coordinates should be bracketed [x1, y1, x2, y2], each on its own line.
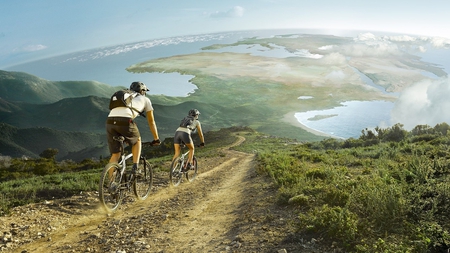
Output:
[6, 30, 450, 139]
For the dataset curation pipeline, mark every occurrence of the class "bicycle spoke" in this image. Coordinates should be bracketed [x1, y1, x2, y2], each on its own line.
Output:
[186, 156, 198, 182]
[133, 160, 153, 200]
[99, 163, 123, 212]
[169, 158, 183, 187]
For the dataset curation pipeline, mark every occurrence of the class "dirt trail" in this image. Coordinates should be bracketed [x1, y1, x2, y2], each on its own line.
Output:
[2, 135, 319, 253]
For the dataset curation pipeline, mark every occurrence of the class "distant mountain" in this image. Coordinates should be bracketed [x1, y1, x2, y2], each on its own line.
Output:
[0, 96, 111, 133]
[0, 69, 323, 161]
[0, 70, 120, 103]
[0, 123, 107, 161]
[0, 70, 231, 161]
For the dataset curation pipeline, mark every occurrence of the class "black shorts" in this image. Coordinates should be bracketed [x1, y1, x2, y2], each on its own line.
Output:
[106, 117, 140, 153]
[174, 130, 192, 145]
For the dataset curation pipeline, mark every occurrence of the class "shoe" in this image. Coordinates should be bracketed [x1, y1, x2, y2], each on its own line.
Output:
[132, 164, 138, 174]
[183, 163, 195, 172]
[182, 163, 191, 172]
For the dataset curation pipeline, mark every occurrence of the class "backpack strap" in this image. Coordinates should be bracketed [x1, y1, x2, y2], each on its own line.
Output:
[129, 94, 146, 118]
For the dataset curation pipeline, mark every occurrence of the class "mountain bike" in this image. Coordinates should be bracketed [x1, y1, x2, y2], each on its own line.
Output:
[99, 136, 155, 212]
[169, 144, 198, 187]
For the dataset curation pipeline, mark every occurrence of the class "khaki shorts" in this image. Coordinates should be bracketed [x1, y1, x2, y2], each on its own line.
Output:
[106, 117, 140, 153]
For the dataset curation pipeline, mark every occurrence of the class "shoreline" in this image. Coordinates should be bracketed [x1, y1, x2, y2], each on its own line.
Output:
[282, 112, 340, 138]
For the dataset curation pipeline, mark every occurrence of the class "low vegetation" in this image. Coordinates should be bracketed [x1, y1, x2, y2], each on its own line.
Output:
[2, 124, 450, 252]
[234, 123, 450, 252]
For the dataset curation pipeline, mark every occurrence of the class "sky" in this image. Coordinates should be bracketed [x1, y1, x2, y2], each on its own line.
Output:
[1, 0, 450, 68]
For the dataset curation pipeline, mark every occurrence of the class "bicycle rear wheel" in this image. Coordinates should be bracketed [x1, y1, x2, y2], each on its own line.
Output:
[186, 156, 198, 182]
[99, 163, 123, 212]
[169, 157, 183, 187]
[133, 159, 153, 200]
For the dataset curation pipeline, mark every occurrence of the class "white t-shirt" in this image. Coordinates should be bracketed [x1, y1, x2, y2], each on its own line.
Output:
[108, 93, 154, 119]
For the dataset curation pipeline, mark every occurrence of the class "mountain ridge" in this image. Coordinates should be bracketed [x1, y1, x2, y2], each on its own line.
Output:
[0, 70, 323, 161]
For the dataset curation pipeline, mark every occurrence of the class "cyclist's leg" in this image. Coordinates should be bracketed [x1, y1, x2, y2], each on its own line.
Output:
[119, 121, 140, 169]
[173, 143, 181, 161]
[172, 131, 184, 162]
[131, 137, 141, 164]
[185, 142, 195, 164]
[184, 133, 195, 164]
[106, 123, 122, 163]
[106, 123, 122, 179]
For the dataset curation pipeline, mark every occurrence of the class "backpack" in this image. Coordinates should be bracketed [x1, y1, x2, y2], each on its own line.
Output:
[179, 115, 195, 129]
[109, 89, 145, 117]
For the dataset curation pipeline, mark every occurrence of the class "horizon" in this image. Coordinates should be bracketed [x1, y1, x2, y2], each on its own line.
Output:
[2, 0, 450, 68]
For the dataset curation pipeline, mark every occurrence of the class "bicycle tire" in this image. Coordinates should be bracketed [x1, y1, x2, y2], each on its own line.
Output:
[169, 157, 183, 187]
[99, 163, 123, 212]
[133, 159, 153, 200]
[186, 156, 198, 182]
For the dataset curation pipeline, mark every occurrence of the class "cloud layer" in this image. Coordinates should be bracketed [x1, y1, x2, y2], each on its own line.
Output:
[210, 6, 244, 18]
[391, 78, 450, 130]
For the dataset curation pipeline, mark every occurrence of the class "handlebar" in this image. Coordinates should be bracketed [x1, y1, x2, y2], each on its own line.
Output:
[142, 139, 161, 146]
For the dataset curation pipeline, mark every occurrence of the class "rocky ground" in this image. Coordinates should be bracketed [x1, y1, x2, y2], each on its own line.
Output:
[1, 136, 333, 253]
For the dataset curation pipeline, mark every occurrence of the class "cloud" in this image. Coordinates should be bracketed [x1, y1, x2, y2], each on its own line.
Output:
[320, 52, 346, 65]
[325, 70, 346, 83]
[210, 6, 244, 18]
[14, 44, 48, 53]
[390, 77, 450, 130]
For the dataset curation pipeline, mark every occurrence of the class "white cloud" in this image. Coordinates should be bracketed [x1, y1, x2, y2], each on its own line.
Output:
[332, 33, 402, 57]
[356, 33, 377, 41]
[318, 45, 334, 50]
[320, 52, 346, 65]
[385, 35, 417, 42]
[391, 78, 450, 130]
[428, 37, 450, 49]
[210, 6, 244, 18]
[14, 44, 48, 52]
[325, 70, 346, 83]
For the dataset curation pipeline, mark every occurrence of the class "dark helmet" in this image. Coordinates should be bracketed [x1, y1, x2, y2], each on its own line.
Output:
[130, 81, 149, 93]
[189, 109, 200, 117]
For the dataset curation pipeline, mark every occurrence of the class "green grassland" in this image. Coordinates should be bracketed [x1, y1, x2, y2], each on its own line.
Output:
[125, 34, 431, 141]
[129, 58, 394, 141]
[2, 124, 450, 252]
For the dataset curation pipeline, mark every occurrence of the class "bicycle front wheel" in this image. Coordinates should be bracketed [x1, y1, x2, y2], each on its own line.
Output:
[186, 156, 198, 182]
[99, 163, 123, 212]
[133, 159, 153, 200]
[169, 158, 183, 187]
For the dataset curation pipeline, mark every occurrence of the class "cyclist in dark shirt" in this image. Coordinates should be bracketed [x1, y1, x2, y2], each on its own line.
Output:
[172, 109, 205, 171]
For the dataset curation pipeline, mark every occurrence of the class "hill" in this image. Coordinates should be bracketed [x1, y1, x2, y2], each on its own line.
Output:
[0, 70, 325, 161]
[0, 70, 119, 104]
[0, 123, 106, 161]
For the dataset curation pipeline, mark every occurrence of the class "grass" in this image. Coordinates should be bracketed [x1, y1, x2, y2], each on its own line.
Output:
[237, 124, 450, 252]
[2, 124, 450, 252]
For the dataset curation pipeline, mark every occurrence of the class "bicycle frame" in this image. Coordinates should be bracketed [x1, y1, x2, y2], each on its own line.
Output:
[179, 150, 190, 166]
[118, 153, 133, 177]
[99, 137, 154, 212]
[169, 145, 198, 186]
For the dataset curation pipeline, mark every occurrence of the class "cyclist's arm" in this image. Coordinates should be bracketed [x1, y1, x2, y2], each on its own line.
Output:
[146, 110, 159, 141]
[196, 122, 205, 144]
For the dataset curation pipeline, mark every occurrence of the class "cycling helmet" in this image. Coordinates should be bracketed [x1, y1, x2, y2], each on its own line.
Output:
[189, 109, 200, 117]
[130, 81, 149, 93]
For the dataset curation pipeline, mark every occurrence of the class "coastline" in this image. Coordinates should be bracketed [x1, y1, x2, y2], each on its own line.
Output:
[282, 112, 339, 138]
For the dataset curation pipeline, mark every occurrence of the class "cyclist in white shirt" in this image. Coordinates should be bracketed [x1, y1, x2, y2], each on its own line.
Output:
[106, 81, 160, 172]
